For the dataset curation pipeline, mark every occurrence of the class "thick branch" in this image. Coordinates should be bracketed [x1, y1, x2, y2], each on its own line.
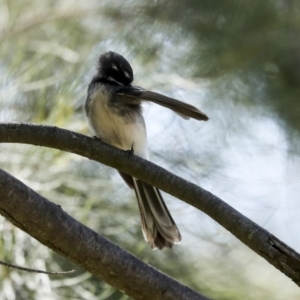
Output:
[0, 122, 300, 286]
[0, 168, 208, 300]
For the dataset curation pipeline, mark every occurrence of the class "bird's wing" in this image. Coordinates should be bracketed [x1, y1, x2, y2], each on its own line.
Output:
[116, 86, 208, 121]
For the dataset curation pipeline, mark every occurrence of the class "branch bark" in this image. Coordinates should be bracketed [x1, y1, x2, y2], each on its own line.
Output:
[0, 168, 208, 300]
[0, 122, 300, 288]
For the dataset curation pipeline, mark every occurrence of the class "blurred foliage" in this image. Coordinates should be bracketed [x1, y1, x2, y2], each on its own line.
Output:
[0, 0, 300, 299]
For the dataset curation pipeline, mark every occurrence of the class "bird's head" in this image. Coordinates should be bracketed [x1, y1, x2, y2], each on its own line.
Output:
[97, 51, 133, 86]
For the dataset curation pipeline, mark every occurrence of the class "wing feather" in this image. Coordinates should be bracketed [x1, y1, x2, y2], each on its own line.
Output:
[117, 87, 208, 121]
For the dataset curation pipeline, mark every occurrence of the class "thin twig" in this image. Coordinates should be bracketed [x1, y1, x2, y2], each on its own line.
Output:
[0, 260, 75, 275]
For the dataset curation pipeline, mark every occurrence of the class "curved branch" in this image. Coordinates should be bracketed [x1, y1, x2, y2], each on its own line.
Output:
[0, 122, 300, 287]
[0, 168, 208, 300]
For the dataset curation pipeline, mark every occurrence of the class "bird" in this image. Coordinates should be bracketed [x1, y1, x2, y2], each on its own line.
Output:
[85, 51, 208, 249]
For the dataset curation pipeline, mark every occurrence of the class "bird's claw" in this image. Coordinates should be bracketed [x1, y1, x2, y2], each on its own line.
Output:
[125, 143, 134, 155]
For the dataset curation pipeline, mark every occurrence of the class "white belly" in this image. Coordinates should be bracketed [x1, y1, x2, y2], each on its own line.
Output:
[87, 86, 149, 159]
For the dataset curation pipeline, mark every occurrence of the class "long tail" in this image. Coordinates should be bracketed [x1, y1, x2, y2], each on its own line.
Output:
[132, 178, 181, 249]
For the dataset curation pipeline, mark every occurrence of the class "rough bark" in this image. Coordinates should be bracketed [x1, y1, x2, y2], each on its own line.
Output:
[0, 168, 209, 300]
[0, 122, 300, 288]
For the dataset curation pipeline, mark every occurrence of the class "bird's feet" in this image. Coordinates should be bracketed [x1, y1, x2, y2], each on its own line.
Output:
[125, 143, 134, 155]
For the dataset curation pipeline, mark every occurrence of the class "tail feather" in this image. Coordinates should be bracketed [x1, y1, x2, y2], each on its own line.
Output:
[133, 178, 181, 249]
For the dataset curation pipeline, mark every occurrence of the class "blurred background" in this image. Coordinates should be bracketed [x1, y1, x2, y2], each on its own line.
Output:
[0, 0, 300, 299]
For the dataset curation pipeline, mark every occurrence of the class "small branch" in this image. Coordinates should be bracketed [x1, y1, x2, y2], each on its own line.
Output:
[0, 168, 209, 300]
[0, 260, 75, 275]
[0, 122, 300, 287]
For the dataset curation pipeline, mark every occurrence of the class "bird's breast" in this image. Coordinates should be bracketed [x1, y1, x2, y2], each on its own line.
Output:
[86, 85, 148, 159]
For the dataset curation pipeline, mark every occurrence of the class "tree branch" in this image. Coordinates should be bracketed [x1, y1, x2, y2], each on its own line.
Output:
[0, 122, 300, 287]
[0, 168, 209, 300]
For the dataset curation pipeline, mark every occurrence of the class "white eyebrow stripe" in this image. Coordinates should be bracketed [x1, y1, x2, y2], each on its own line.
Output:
[112, 64, 118, 70]
[124, 71, 131, 79]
